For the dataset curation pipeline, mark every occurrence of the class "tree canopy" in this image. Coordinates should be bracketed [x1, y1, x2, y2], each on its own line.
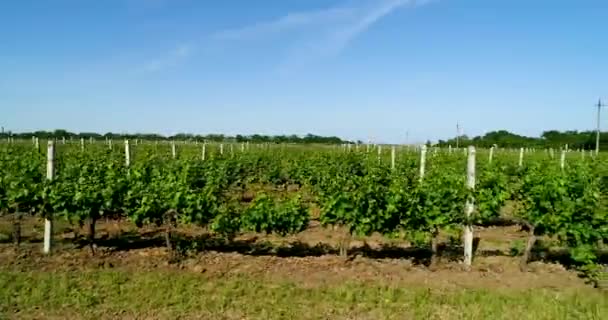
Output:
[0, 130, 350, 145]
[437, 130, 602, 150]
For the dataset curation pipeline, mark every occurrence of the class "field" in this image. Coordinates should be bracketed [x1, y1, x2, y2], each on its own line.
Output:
[1, 140, 607, 319]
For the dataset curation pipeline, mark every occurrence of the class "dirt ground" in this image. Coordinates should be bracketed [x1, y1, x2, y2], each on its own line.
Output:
[0, 216, 595, 292]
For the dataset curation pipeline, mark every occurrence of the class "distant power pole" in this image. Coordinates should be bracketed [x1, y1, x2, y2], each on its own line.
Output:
[596, 99, 606, 155]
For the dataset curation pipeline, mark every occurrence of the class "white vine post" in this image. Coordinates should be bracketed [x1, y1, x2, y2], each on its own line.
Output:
[171, 141, 177, 159]
[44, 141, 55, 254]
[582, 149, 585, 160]
[377, 145, 382, 160]
[489, 146, 494, 164]
[62, 136, 66, 144]
[34, 137, 40, 152]
[560, 149, 566, 170]
[419, 145, 427, 182]
[464, 145, 476, 269]
[518, 148, 524, 167]
[89, 137, 93, 144]
[347, 144, 352, 152]
[241, 143, 245, 152]
[366, 144, 370, 153]
[202, 143, 206, 161]
[549, 148, 554, 159]
[391, 145, 396, 170]
[80, 138, 85, 151]
[448, 145, 452, 154]
[109, 139, 113, 150]
[220, 143, 224, 155]
[230, 144, 234, 156]
[124, 140, 131, 167]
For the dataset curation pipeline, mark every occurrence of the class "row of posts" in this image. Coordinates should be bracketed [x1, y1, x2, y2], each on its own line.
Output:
[40, 139, 572, 267]
[354, 144, 572, 172]
[41, 139, 477, 267]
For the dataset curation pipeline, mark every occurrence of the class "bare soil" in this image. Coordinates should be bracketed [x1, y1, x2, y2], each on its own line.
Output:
[0, 216, 592, 291]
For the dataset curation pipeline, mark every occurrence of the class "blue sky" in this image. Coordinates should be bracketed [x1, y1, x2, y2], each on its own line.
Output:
[1, 0, 607, 143]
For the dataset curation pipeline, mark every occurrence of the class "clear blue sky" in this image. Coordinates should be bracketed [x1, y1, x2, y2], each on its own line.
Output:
[1, 0, 607, 143]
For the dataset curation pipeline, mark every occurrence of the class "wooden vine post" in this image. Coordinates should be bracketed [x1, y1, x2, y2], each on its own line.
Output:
[391, 146, 396, 170]
[419, 145, 427, 182]
[464, 145, 476, 269]
[518, 147, 524, 167]
[124, 140, 131, 167]
[43, 141, 55, 254]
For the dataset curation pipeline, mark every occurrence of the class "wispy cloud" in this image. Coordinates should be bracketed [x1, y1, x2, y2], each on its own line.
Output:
[138, 0, 435, 74]
[140, 43, 194, 73]
[213, 7, 356, 40]
[214, 0, 435, 72]
[323, 0, 427, 55]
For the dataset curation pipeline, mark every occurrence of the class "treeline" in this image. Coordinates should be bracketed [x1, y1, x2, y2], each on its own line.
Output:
[0, 129, 350, 144]
[437, 130, 604, 150]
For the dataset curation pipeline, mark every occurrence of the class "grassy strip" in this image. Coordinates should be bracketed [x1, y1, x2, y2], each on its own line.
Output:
[0, 270, 606, 319]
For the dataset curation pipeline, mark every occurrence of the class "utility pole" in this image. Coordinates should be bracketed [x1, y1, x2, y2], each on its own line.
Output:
[596, 99, 606, 156]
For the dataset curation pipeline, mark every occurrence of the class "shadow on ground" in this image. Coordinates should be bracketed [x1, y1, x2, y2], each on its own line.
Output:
[2, 226, 606, 268]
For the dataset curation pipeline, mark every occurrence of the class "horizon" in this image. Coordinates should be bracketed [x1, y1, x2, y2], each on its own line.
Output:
[1, 127, 605, 145]
[2, 0, 607, 144]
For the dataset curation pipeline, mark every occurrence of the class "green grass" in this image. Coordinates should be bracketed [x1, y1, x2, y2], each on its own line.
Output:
[0, 270, 606, 319]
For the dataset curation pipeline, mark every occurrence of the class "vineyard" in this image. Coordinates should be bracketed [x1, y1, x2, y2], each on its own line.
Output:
[1, 139, 608, 318]
[0, 139, 608, 319]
